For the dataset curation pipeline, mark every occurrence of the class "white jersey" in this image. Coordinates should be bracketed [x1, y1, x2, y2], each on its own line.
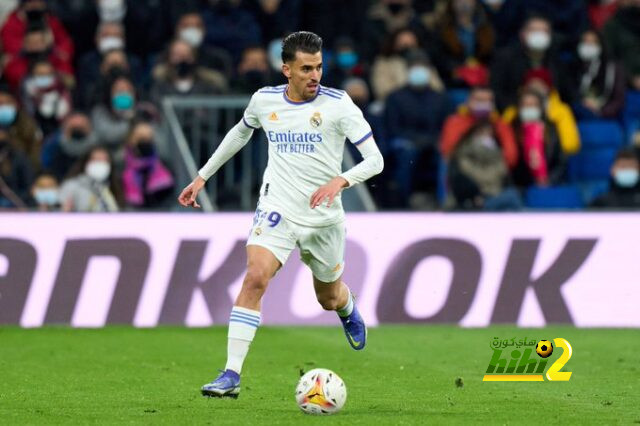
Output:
[243, 84, 373, 227]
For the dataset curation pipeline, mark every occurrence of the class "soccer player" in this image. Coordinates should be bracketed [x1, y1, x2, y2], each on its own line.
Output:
[178, 31, 384, 398]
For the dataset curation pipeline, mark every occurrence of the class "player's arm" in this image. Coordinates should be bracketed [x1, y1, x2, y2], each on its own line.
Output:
[178, 120, 255, 208]
[310, 137, 384, 208]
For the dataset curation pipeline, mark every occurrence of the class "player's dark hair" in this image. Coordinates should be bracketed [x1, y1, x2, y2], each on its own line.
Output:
[281, 31, 323, 63]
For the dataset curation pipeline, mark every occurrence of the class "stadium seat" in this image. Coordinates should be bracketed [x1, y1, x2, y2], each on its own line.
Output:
[577, 120, 624, 149]
[568, 148, 618, 181]
[568, 120, 624, 181]
[577, 180, 610, 206]
[622, 90, 640, 144]
[525, 184, 584, 209]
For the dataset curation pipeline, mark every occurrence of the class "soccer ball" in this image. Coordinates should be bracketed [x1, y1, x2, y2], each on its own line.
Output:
[536, 340, 554, 358]
[295, 368, 347, 415]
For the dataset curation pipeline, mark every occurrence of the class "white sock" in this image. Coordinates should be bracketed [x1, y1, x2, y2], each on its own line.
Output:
[337, 287, 354, 317]
[225, 306, 261, 374]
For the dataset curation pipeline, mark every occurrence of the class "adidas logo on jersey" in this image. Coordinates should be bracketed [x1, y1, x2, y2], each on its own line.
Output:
[269, 112, 278, 121]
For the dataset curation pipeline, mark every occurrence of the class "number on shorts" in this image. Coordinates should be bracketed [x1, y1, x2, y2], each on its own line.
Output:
[267, 211, 281, 227]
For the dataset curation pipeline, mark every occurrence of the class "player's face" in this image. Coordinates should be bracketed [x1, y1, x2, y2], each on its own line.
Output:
[283, 51, 322, 101]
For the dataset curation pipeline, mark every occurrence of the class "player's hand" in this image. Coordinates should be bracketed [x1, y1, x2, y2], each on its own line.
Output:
[178, 176, 206, 208]
[310, 176, 349, 209]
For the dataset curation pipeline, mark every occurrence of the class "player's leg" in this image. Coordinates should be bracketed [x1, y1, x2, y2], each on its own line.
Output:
[313, 276, 367, 350]
[201, 246, 281, 398]
[299, 221, 367, 350]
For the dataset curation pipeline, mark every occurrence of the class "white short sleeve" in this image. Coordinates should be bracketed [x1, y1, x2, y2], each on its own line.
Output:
[337, 95, 373, 146]
[242, 93, 262, 130]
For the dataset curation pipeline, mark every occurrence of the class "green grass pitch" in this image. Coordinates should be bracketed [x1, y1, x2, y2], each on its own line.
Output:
[1, 326, 639, 425]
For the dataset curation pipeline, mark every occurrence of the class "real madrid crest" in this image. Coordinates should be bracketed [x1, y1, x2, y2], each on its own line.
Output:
[310, 111, 322, 128]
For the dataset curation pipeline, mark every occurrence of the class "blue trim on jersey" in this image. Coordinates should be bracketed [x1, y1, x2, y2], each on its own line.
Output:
[353, 131, 373, 145]
[318, 89, 341, 99]
[319, 86, 344, 97]
[242, 117, 258, 129]
[282, 85, 319, 105]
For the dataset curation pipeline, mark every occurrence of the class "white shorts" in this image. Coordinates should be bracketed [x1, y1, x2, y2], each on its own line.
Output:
[246, 205, 345, 283]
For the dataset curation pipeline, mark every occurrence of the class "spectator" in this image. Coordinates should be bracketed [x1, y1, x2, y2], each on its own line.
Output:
[90, 75, 137, 154]
[511, 89, 567, 188]
[603, 0, 640, 90]
[432, 0, 494, 88]
[75, 21, 144, 108]
[323, 37, 367, 89]
[0, 128, 33, 209]
[299, 0, 367, 50]
[122, 120, 174, 209]
[3, 25, 74, 91]
[232, 45, 275, 94]
[174, 11, 233, 78]
[97, 0, 174, 60]
[440, 86, 518, 169]
[78, 49, 134, 109]
[20, 59, 72, 138]
[200, 0, 261, 63]
[245, 0, 301, 43]
[361, 0, 428, 63]
[151, 39, 227, 101]
[41, 112, 97, 181]
[591, 148, 640, 208]
[490, 14, 574, 111]
[384, 53, 450, 206]
[588, 0, 619, 31]
[47, 0, 98, 59]
[482, 0, 588, 52]
[447, 121, 522, 210]
[0, 84, 42, 171]
[0, 0, 74, 61]
[371, 28, 443, 100]
[503, 68, 581, 155]
[30, 171, 60, 210]
[571, 29, 626, 120]
[60, 145, 121, 212]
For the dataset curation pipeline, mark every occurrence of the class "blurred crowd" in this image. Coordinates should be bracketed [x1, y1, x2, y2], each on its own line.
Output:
[0, 0, 640, 212]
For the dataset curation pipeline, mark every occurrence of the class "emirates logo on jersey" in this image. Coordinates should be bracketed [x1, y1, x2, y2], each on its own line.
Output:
[310, 111, 322, 128]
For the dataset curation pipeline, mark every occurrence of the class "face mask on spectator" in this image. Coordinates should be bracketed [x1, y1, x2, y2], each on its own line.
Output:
[387, 2, 405, 15]
[578, 43, 601, 61]
[614, 169, 639, 188]
[32, 74, 55, 89]
[34, 188, 59, 206]
[175, 80, 194, 93]
[175, 61, 195, 78]
[407, 66, 430, 88]
[86, 160, 111, 182]
[525, 31, 551, 51]
[135, 141, 155, 157]
[336, 51, 358, 69]
[99, 36, 124, 53]
[99, 0, 126, 22]
[179, 27, 204, 48]
[23, 49, 50, 62]
[25, 8, 46, 23]
[0, 105, 17, 126]
[112, 92, 134, 111]
[519, 106, 542, 122]
[469, 101, 493, 119]
[61, 129, 97, 157]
